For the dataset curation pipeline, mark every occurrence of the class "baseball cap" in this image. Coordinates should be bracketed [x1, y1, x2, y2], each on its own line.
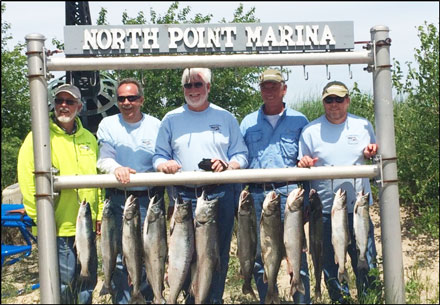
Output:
[259, 69, 284, 84]
[54, 84, 81, 99]
[321, 81, 349, 100]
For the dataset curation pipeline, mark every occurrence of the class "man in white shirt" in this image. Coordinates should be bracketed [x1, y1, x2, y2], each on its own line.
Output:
[97, 78, 163, 303]
[153, 67, 248, 304]
[298, 81, 378, 303]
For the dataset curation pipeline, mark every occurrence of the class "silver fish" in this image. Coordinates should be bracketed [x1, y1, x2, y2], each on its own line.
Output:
[191, 190, 220, 304]
[167, 195, 195, 304]
[143, 194, 167, 304]
[237, 187, 257, 300]
[284, 187, 306, 298]
[122, 195, 144, 304]
[353, 190, 370, 271]
[331, 188, 350, 283]
[309, 189, 323, 301]
[100, 198, 119, 297]
[75, 199, 97, 283]
[260, 190, 282, 304]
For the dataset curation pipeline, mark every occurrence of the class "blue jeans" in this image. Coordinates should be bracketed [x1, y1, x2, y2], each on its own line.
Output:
[105, 188, 163, 304]
[58, 236, 97, 304]
[249, 184, 311, 304]
[177, 184, 235, 304]
[322, 213, 377, 303]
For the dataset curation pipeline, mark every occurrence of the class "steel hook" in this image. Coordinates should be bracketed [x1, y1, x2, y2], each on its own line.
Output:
[348, 64, 353, 79]
[303, 65, 309, 80]
[326, 65, 331, 80]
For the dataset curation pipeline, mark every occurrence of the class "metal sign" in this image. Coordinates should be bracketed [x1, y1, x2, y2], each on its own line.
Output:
[64, 21, 354, 56]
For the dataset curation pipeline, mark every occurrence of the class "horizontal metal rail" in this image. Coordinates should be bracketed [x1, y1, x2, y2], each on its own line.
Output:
[47, 50, 372, 71]
[53, 165, 379, 190]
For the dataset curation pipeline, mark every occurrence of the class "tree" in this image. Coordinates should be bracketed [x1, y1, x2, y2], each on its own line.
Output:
[1, 3, 30, 190]
[97, 2, 263, 121]
[392, 22, 439, 236]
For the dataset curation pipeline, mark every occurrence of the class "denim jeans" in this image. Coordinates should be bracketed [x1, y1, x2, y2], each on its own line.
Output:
[105, 188, 163, 304]
[177, 184, 235, 304]
[322, 212, 377, 303]
[57, 236, 97, 304]
[249, 184, 311, 304]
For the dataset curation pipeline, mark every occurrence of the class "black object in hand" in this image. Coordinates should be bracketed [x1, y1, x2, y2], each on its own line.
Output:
[198, 158, 213, 171]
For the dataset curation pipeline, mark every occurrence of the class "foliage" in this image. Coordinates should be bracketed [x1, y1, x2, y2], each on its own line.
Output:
[97, 2, 263, 121]
[1, 3, 30, 190]
[392, 22, 439, 238]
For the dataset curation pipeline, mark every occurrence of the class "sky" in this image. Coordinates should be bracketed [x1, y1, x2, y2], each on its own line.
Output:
[2, 1, 439, 106]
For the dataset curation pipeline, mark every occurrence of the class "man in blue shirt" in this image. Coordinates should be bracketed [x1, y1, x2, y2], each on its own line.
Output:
[97, 78, 163, 303]
[298, 81, 378, 303]
[153, 67, 248, 304]
[240, 69, 311, 304]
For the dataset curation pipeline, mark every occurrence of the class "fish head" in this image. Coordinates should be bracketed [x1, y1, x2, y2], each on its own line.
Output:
[238, 188, 254, 213]
[332, 188, 347, 210]
[286, 187, 304, 211]
[355, 191, 370, 208]
[195, 191, 218, 223]
[174, 198, 192, 222]
[123, 195, 139, 220]
[102, 198, 113, 218]
[262, 191, 280, 215]
[309, 189, 322, 211]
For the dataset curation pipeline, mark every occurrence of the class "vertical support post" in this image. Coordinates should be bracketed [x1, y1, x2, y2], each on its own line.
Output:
[25, 34, 60, 303]
[370, 26, 405, 304]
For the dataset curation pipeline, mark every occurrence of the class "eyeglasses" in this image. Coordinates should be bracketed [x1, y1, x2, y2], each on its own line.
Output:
[54, 98, 77, 106]
[117, 95, 140, 103]
[324, 96, 346, 104]
[183, 82, 204, 89]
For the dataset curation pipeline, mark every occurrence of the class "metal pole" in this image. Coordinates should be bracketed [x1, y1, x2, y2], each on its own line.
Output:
[47, 50, 372, 71]
[25, 34, 60, 303]
[53, 165, 379, 190]
[371, 26, 405, 304]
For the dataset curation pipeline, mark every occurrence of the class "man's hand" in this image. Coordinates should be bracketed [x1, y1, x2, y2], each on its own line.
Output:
[157, 160, 182, 174]
[114, 166, 136, 184]
[297, 156, 318, 168]
[364, 144, 378, 159]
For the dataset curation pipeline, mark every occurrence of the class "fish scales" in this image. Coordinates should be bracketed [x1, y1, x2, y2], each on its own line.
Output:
[353, 190, 370, 271]
[260, 190, 283, 304]
[143, 194, 167, 304]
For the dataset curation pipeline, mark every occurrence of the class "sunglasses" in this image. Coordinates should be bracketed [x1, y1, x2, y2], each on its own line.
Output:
[183, 82, 204, 89]
[324, 96, 345, 104]
[117, 95, 140, 102]
[54, 98, 77, 106]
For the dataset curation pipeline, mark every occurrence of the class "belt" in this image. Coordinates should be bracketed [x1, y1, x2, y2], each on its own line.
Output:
[110, 188, 149, 197]
[250, 182, 296, 189]
[178, 184, 219, 193]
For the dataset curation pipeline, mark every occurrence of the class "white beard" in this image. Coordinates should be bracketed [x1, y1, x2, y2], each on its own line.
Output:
[185, 93, 207, 110]
[55, 108, 77, 123]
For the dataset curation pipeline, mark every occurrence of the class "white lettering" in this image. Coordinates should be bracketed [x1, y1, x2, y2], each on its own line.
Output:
[196, 27, 206, 48]
[142, 28, 159, 49]
[320, 25, 336, 45]
[221, 27, 236, 48]
[262, 26, 279, 47]
[126, 28, 142, 49]
[207, 28, 220, 48]
[295, 25, 305, 46]
[305, 25, 319, 46]
[278, 26, 295, 46]
[110, 28, 125, 49]
[97, 29, 112, 50]
[168, 27, 183, 49]
[83, 29, 98, 50]
[183, 27, 198, 48]
[245, 26, 262, 47]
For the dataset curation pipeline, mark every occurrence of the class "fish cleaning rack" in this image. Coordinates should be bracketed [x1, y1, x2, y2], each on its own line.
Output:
[25, 24, 402, 303]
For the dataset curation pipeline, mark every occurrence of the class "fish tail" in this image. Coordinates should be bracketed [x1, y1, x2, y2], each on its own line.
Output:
[358, 257, 369, 270]
[338, 268, 350, 284]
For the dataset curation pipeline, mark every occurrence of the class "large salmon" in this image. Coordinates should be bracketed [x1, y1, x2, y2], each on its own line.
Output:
[309, 189, 324, 301]
[353, 190, 370, 271]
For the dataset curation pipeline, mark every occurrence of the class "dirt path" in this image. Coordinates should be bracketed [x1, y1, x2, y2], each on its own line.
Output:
[2, 203, 438, 303]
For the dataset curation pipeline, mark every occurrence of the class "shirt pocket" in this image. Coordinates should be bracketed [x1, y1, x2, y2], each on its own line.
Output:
[279, 131, 300, 163]
[245, 130, 263, 158]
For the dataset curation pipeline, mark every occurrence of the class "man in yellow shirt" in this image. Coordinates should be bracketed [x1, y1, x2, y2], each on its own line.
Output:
[18, 84, 103, 304]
